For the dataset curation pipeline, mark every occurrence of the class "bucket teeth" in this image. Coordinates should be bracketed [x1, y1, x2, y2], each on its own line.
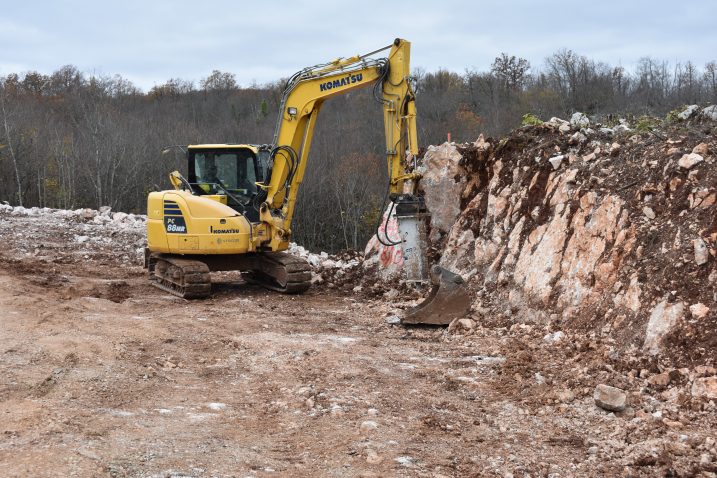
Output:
[400, 265, 471, 325]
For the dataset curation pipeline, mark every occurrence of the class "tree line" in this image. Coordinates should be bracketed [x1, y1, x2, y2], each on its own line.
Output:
[1, 51, 716, 252]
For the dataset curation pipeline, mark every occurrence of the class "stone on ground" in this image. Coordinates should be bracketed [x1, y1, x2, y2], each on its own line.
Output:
[593, 384, 627, 412]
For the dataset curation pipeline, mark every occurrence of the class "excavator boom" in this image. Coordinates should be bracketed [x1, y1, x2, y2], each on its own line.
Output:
[259, 39, 420, 252]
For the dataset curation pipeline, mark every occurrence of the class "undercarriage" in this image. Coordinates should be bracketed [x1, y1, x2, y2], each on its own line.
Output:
[146, 251, 312, 299]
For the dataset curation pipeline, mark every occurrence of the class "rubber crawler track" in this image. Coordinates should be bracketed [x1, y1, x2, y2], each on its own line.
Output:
[148, 252, 311, 298]
[149, 256, 212, 299]
[242, 252, 312, 294]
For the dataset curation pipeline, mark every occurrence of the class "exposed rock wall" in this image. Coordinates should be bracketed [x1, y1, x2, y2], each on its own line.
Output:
[416, 112, 717, 362]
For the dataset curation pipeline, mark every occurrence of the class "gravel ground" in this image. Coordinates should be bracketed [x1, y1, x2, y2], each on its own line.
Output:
[0, 209, 715, 477]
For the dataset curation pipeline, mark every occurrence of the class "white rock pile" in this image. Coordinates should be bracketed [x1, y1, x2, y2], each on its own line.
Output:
[675, 104, 717, 121]
[0, 204, 350, 273]
[0, 203, 146, 230]
[287, 243, 360, 273]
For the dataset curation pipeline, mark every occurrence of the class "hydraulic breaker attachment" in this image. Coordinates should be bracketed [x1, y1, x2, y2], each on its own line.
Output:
[401, 265, 472, 325]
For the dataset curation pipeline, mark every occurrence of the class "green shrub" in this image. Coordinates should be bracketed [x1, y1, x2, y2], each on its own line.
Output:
[635, 116, 661, 132]
[521, 113, 543, 126]
[666, 106, 686, 122]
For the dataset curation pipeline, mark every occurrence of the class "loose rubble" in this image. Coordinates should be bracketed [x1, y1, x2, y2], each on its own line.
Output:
[0, 203, 147, 265]
[0, 204, 357, 285]
[679, 152, 704, 169]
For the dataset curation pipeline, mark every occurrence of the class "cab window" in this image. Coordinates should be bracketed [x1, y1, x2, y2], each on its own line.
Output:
[190, 149, 259, 197]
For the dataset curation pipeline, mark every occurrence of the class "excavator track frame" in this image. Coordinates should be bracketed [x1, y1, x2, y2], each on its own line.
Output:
[148, 254, 212, 299]
[146, 251, 311, 298]
[241, 252, 312, 294]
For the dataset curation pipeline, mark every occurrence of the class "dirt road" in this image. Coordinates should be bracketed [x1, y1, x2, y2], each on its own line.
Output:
[1, 212, 715, 477]
[0, 256, 512, 477]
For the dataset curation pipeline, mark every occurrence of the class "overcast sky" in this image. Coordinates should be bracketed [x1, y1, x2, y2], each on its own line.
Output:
[1, 0, 715, 91]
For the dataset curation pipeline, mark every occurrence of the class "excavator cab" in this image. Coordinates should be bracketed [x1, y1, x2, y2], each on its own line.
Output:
[187, 146, 267, 222]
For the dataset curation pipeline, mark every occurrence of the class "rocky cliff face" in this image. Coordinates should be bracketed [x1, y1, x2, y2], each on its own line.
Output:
[405, 108, 717, 363]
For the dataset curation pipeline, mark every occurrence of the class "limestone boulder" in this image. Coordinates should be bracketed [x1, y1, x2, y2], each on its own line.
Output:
[570, 112, 590, 129]
[701, 105, 717, 121]
[594, 384, 627, 412]
[643, 300, 685, 354]
[691, 377, 717, 400]
[677, 105, 700, 120]
[418, 142, 467, 237]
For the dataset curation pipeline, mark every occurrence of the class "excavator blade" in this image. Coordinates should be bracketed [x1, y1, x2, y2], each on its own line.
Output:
[401, 265, 472, 325]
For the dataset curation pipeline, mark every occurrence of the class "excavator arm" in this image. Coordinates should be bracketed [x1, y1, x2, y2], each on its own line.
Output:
[259, 38, 420, 250]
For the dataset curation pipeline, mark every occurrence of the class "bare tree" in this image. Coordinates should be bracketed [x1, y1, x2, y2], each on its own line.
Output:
[0, 84, 24, 206]
[200, 70, 238, 91]
[491, 53, 530, 90]
[674, 61, 701, 104]
[704, 61, 717, 103]
[1, 54, 716, 251]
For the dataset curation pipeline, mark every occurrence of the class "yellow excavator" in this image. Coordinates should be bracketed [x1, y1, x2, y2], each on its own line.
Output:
[144, 38, 470, 324]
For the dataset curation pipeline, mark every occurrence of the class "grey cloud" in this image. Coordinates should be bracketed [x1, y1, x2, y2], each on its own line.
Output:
[1, 0, 715, 90]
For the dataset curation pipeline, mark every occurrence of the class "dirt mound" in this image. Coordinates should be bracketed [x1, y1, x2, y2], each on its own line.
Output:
[418, 110, 717, 367]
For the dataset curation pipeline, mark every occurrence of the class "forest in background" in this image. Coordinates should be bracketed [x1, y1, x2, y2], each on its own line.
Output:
[1, 51, 716, 252]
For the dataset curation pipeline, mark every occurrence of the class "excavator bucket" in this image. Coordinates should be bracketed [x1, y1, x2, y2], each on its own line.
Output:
[401, 265, 472, 325]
